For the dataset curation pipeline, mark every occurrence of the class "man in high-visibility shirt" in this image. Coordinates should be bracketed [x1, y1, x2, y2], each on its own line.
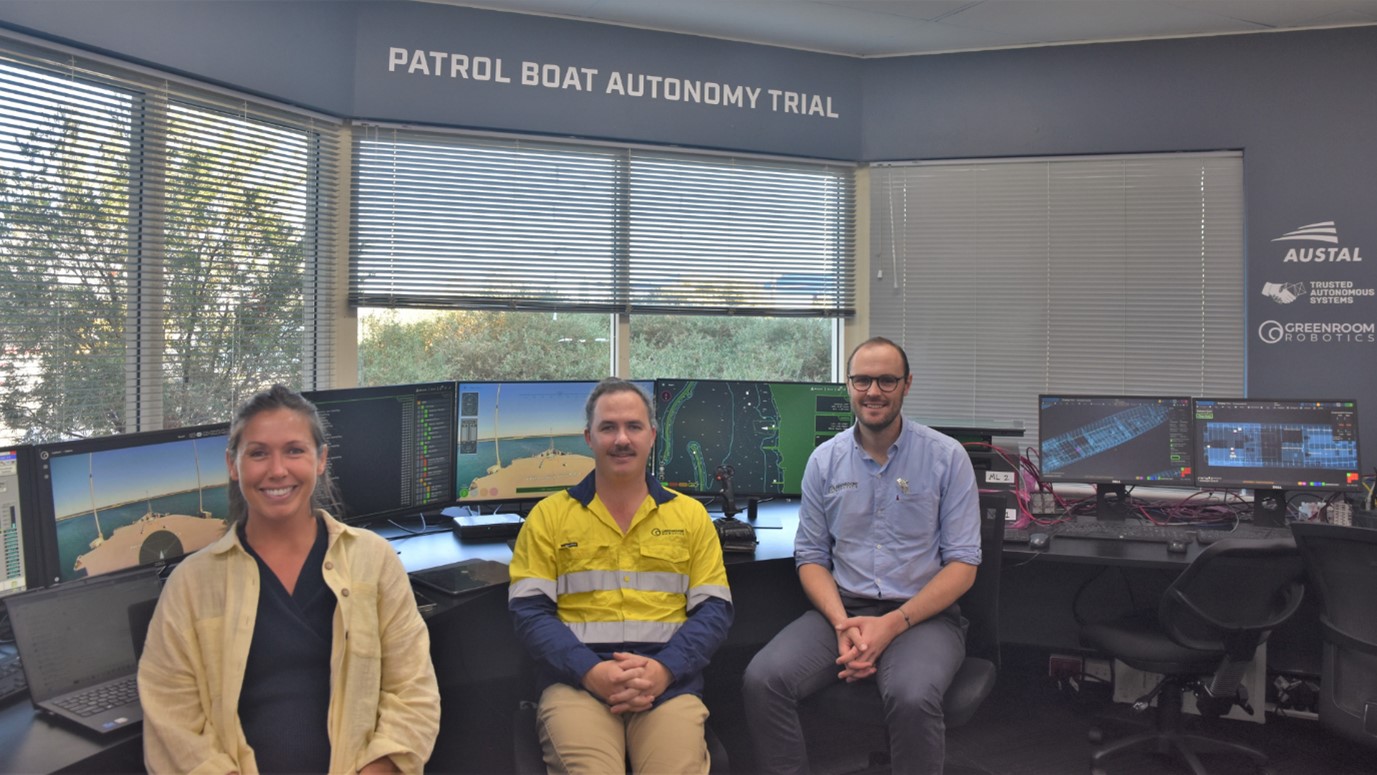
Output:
[509, 378, 733, 774]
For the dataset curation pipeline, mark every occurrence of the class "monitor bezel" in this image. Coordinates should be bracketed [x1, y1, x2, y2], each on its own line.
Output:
[652, 377, 853, 500]
[32, 422, 231, 587]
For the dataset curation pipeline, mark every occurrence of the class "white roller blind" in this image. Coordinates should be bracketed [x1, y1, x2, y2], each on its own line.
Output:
[869, 153, 1244, 444]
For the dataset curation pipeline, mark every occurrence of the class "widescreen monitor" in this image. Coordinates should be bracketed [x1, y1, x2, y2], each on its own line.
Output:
[33, 424, 230, 585]
[1192, 397, 1361, 525]
[1, 445, 41, 598]
[304, 382, 457, 524]
[455, 380, 653, 506]
[653, 379, 853, 500]
[1038, 395, 1195, 518]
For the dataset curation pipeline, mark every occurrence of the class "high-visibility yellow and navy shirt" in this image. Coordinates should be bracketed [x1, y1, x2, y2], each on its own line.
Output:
[508, 470, 733, 705]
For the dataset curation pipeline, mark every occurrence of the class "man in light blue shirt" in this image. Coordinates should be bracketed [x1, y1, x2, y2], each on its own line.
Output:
[743, 337, 982, 774]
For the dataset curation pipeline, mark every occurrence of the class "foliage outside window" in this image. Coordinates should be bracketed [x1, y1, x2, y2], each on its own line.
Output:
[0, 44, 339, 445]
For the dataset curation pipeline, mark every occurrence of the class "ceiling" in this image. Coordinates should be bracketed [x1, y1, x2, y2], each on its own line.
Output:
[420, 0, 1377, 57]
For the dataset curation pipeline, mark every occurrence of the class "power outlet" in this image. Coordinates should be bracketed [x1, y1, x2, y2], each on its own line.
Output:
[1049, 654, 1082, 679]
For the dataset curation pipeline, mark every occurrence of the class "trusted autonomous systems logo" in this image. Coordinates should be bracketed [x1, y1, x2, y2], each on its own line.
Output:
[1273, 221, 1363, 262]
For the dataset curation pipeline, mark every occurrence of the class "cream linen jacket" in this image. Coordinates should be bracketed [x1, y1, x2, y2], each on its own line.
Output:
[138, 511, 440, 775]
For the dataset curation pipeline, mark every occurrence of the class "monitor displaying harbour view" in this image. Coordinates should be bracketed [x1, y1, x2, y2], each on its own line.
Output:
[455, 380, 654, 504]
[35, 424, 230, 584]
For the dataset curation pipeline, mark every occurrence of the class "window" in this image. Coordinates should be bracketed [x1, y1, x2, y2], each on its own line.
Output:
[0, 36, 341, 444]
[868, 153, 1245, 444]
[351, 127, 853, 384]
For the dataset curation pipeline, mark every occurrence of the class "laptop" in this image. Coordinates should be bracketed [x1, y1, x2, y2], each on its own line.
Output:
[3, 565, 162, 734]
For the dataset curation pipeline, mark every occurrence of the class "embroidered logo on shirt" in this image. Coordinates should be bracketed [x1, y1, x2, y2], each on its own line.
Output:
[828, 481, 859, 494]
[651, 528, 686, 537]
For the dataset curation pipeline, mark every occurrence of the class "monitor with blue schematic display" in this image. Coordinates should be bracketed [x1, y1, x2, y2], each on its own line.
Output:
[454, 380, 654, 506]
[1, 446, 41, 598]
[653, 379, 853, 501]
[304, 381, 457, 524]
[1192, 397, 1361, 526]
[33, 424, 230, 585]
[1038, 395, 1195, 518]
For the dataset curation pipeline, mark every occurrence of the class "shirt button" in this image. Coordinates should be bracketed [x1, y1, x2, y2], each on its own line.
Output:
[623, 576, 631, 583]
[324, 561, 334, 571]
[341, 588, 350, 597]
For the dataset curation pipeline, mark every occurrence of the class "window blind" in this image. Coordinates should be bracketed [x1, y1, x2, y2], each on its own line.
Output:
[0, 35, 341, 444]
[351, 126, 854, 317]
[868, 153, 1245, 445]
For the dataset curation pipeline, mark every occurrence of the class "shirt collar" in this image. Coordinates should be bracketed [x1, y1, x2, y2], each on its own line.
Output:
[567, 469, 675, 507]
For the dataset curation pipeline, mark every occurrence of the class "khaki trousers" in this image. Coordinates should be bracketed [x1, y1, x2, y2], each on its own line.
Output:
[536, 683, 710, 775]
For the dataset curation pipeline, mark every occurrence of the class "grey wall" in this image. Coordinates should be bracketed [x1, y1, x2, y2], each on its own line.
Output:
[0, 0, 861, 158]
[2, 0, 1375, 468]
[864, 28, 1377, 469]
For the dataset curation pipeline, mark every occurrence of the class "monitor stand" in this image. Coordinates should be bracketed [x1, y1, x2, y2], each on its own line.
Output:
[1252, 489, 1289, 527]
[1095, 483, 1133, 520]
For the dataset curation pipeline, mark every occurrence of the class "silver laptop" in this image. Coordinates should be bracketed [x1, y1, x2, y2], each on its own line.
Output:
[3, 565, 162, 734]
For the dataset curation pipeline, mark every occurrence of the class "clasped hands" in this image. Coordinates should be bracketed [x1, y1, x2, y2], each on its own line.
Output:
[582, 652, 671, 714]
[834, 611, 906, 682]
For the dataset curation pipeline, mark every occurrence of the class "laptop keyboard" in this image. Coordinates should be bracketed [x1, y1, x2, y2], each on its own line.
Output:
[0, 652, 27, 703]
[53, 675, 138, 717]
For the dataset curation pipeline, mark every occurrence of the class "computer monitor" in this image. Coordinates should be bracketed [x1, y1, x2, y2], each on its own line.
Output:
[1038, 395, 1195, 518]
[1192, 397, 1361, 526]
[454, 380, 654, 506]
[1, 445, 41, 598]
[33, 424, 231, 585]
[653, 379, 853, 504]
[304, 382, 457, 524]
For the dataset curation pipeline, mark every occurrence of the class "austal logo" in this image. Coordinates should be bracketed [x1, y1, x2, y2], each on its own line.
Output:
[1273, 221, 1362, 262]
[1258, 320, 1377, 344]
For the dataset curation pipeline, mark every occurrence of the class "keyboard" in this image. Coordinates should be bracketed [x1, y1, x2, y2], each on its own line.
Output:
[0, 651, 27, 703]
[53, 675, 138, 717]
[1195, 524, 1294, 544]
[1052, 519, 1198, 544]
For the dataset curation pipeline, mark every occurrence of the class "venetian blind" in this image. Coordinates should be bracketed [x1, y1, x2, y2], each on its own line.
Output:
[351, 126, 855, 317]
[0, 34, 342, 443]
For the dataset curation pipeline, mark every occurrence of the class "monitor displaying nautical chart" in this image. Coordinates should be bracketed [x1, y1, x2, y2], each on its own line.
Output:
[32, 424, 230, 584]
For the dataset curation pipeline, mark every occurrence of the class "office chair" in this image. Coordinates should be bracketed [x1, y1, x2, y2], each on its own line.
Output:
[799, 494, 1005, 765]
[1290, 522, 1377, 750]
[1079, 538, 1305, 775]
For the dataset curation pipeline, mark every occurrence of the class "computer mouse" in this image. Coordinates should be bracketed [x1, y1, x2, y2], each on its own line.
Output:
[1028, 532, 1050, 550]
[1167, 539, 1189, 554]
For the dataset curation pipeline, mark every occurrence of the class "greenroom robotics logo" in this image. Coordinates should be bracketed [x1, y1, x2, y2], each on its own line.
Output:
[1258, 320, 1376, 344]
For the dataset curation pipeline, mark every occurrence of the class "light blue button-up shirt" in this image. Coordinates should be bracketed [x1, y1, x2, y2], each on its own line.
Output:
[795, 418, 981, 601]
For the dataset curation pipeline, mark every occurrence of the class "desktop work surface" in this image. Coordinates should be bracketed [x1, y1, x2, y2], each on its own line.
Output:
[0, 501, 1326, 774]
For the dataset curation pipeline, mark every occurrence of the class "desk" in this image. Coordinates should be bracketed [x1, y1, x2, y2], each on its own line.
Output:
[0, 643, 143, 775]
[0, 502, 1321, 773]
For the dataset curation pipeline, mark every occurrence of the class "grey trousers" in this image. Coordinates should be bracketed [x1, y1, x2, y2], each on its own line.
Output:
[742, 597, 966, 775]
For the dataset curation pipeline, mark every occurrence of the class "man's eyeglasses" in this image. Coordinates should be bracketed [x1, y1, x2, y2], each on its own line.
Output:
[847, 374, 904, 392]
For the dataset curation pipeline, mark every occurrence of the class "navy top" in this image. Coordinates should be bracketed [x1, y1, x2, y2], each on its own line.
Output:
[238, 519, 335, 774]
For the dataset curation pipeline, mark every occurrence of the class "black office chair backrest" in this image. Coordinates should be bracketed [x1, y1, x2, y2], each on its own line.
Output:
[961, 493, 1005, 668]
[1159, 537, 1305, 660]
[1291, 522, 1377, 647]
[1290, 522, 1377, 748]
